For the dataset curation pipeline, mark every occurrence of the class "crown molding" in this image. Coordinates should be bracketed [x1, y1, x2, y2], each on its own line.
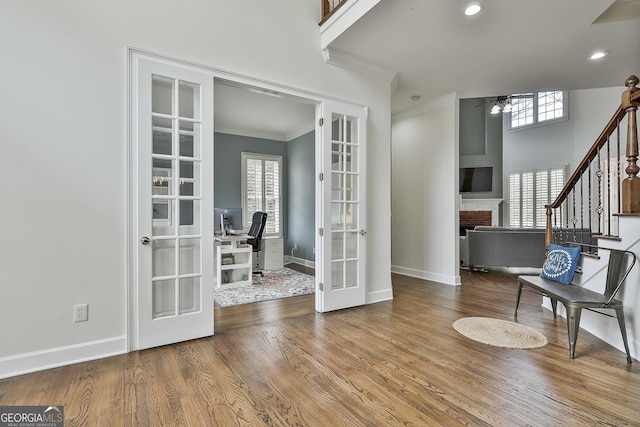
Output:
[214, 127, 289, 142]
[322, 47, 397, 83]
[392, 92, 459, 123]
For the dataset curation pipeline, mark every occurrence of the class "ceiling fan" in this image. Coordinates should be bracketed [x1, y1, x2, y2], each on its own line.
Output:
[476, 94, 535, 114]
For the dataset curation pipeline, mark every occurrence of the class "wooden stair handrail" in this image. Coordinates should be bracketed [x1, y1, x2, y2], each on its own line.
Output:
[547, 76, 639, 211]
[545, 75, 639, 249]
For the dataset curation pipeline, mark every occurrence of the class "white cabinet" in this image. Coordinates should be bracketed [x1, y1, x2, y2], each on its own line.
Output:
[259, 238, 284, 270]
[215, 237, 252, 289]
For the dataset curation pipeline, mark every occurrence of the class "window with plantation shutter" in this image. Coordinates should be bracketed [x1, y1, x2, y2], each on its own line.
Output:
[241, 152, 282, 236]
[509, 167, 565, 228]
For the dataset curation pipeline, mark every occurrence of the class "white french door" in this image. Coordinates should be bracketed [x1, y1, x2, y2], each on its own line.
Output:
[316, 100, 367, 312]
[132, 55, 214, 350]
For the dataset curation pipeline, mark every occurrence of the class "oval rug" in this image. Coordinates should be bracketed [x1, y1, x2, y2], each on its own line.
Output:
[453, 317, 548, 349]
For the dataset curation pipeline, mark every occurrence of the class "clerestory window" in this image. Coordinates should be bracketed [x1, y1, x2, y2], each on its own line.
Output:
[509, 91, 567, 130]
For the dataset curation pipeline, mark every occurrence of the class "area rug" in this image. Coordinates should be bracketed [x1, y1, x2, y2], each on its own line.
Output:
[213, 267, 315, 307]
[453, 317, 548, 349]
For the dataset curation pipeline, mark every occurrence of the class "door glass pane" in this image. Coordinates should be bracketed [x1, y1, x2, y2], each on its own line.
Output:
[152, 76, 173, 115]
[345, 144, 356, 172]
[345, 232, 357, 259]
[346, 174, 357, 201]
[152, 279, 175, 319]
[152, 239, 176, 277]
[179, 238, 201, 275]
[331, 203, 344, 230]
[179, 277, 200, 314]
[345, 204, 357, 229]
[153, 200, 175, 235]
[332, 113, 344, 142]
[179, 121, 197, 157]
[179, 81, 199, 120]
[345, 118, 352, 143]
[152, 117, 173, 155]
[180, 200, 194, 227]
[332, 143, 343, 171]
[179, 199, 200, 233]
[180, 160, 200, 197]
[153, 159, 173, 196]
[331, 232, 344, 260]
[345, 260, 357, 289]
[331, 261, 344, 291]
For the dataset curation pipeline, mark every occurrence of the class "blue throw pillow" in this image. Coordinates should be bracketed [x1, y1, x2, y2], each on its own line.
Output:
[540, 244, 581, 284]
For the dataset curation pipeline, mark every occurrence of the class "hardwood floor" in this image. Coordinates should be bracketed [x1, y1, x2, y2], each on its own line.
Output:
[2, 269, 639, 426]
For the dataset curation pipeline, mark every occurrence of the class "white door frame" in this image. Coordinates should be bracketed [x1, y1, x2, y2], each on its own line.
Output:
[127, 47, 368, 349]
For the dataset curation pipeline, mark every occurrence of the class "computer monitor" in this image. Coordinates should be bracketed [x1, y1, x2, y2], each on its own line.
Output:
[214, 207, 243, 234]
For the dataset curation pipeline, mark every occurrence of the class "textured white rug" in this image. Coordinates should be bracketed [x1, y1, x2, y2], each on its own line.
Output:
[213, 267, 315, 307]
[453, 317, 548, 349]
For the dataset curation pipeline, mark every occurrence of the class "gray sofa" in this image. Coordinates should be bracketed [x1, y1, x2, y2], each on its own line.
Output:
[460, 226, 546, 270]
[460, 226, 594, 270]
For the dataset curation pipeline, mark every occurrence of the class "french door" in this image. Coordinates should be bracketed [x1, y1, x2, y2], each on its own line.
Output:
[316, 100, 367, 312]
[132, 55, 214, 350]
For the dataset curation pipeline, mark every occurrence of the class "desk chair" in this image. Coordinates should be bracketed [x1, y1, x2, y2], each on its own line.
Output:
[247, 211, 267, 276]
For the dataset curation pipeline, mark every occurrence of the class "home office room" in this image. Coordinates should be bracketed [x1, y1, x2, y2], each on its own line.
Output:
[211, 79, 317, 308]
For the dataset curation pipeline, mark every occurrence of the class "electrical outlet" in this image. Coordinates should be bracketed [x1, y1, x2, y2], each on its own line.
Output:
[74, 304, 88, 322]
[313, 247, 316, 254]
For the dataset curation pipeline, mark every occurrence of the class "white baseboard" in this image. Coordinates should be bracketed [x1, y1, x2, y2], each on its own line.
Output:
[367, 288, 394, 304]
[0, 336, 127, 379]
[285, 255, 315, 269]
[391, 265, 461, 286]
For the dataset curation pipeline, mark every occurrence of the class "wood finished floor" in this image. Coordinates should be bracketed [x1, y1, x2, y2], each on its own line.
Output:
[1, 269, 639, 426]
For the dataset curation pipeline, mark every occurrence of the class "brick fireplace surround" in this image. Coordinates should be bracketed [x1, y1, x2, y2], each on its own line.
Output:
[460, 210, 492, 228]
[459, 198, 502, 235]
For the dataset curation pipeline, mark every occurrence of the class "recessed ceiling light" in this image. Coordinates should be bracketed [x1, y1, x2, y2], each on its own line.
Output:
[589, 51, 608, 60]
[465, 3, 483, 16]
[411, 95, 421, 101]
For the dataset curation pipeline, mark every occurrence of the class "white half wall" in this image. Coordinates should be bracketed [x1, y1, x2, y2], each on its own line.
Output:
[391, 95, 461, 286]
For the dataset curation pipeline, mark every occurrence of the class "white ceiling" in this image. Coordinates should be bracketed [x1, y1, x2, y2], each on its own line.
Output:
[214, 0, 640, 138]
[329, 0, 640, 115]
[214, 81, 316, 142]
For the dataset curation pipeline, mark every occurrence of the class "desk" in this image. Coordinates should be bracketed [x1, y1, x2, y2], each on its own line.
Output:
[215, 235, 252, 289]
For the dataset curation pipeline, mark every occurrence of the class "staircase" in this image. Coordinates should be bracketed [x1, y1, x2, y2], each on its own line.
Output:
[543, 75, 640, 360]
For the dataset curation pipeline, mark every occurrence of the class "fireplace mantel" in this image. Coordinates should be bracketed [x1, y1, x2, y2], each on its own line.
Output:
[460, 198, 502, 227]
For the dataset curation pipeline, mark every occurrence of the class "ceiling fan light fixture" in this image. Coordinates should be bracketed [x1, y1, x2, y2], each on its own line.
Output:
[490, 104, 501, 115]
[502, 102, 512, 113]
[589, 51, 607, 60]
[464, 3, 483, 16]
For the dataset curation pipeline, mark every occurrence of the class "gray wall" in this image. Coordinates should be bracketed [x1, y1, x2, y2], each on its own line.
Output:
[286, 131, 316, 261]
[214, 132, 288, 231]
[459, 98, 504, 203]
[214, 131, 316, 262]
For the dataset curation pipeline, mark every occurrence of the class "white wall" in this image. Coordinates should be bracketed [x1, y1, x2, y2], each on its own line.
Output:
[0, 0, 392, 376]
[391, 97, 461, 285]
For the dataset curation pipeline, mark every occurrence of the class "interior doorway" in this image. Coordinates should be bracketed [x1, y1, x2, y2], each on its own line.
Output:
[212, 79, 318, 310]
[129, 49, 369, 351]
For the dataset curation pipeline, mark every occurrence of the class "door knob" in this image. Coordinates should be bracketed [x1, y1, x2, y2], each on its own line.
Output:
[359, 230, 367, 235]
[140, 236, 152, 245]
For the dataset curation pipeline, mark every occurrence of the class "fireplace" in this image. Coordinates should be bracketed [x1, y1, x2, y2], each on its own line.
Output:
[459, 198, 502, 235]
[460, 210, 491, 235]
